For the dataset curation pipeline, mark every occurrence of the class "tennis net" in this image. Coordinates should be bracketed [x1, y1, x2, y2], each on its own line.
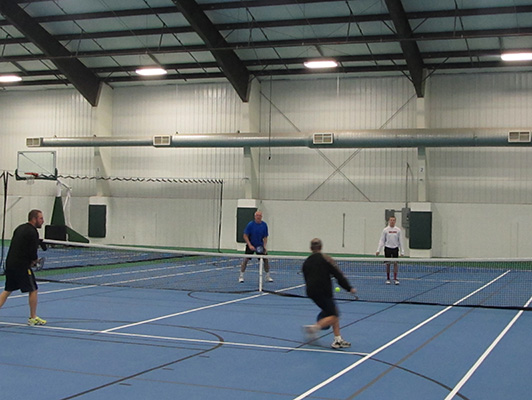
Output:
[33, 240, 532, 310]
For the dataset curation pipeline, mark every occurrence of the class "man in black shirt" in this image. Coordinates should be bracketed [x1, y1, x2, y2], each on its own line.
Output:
[0, 209, 47, 325]
[302, 238, 356, 349]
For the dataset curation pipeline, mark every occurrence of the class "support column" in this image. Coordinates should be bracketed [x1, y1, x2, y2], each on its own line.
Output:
[91, 84, 113, 196]
[416, 97, 426, 128]
[417, 147, 427, 202]
[240, 79, 261, 199]
[411, 97, 432, 257]
[237, 79, 262, 249]
[89, 84, 113, 242]
[243, 147, 259, 199]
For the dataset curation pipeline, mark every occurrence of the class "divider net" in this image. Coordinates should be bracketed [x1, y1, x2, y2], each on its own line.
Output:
[36, 240, 532, 310]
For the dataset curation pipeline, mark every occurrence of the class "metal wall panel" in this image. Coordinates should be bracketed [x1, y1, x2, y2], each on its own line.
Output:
[426, 72, 532, 204]
[258, 147, 419, 202]
[112, 84, 245, 198]
[257, 76, 418, 201]
[428, 72, 532, 128]
[3, 73, 532, 252]
[259, 76, 416, 133]
[0, 89, 95, 186]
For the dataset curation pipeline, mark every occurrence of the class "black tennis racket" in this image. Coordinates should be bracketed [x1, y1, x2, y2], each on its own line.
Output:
[33, 257, 45, 271]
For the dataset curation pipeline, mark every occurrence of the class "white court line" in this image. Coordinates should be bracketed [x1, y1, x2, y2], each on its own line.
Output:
[63, 261, 235, 283]
[292, 270, 511, 400]
[101, 291, 270, 333]
[101, 282, 306, 333]
[0, 320, 368, 357]
[444, 294, 532, 400]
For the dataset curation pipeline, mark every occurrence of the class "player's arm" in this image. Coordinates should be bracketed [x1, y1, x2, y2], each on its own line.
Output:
[243, 233, 254, 250]
[376, 230, 386, 256]
[324, 254, 353, 292]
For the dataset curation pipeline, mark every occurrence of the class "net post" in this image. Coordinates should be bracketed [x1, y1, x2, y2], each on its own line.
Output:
[259, 257, 264, 292]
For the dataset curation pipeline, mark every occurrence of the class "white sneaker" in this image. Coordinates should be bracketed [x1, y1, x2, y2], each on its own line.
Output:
[331, 338, 351, 349]
[266, 274, 273, 282]
[394, 280, 400, 285]
[385, 279, 391, 285]
[238, 274, 244, 283]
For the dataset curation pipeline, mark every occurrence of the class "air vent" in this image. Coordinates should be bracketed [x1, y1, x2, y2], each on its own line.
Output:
[313, 133, 334, 145]
[508, 131, 531, 143]
[26, 137, 42, 147]
[153, 135, 171, 146]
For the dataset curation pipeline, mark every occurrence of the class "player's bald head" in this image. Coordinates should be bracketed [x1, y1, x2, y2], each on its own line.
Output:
[310, 238, 322, 252]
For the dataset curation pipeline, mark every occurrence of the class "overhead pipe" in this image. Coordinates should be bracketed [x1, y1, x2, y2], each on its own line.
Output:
[26, 128, 531, 149]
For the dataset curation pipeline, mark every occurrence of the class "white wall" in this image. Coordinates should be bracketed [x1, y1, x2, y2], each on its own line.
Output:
[2, 72, 532, 258]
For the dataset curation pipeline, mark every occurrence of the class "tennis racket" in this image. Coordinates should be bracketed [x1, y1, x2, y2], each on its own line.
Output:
[336, 290, 359, 301]
[33, 257, 45, 271]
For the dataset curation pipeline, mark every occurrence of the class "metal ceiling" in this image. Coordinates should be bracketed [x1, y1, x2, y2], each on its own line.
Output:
[1, 0, 532, 105]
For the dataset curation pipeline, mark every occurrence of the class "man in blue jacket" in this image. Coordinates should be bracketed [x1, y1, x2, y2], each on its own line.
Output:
[239, 211, 272, 283]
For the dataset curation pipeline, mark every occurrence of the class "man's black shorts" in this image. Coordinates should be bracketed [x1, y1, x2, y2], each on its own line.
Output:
[310, 295, 338, 318]
[384, 247, 399, 258]
[4, 267, 38, 293]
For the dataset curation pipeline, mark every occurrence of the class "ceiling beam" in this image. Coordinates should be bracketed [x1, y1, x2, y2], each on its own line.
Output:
[384, 0, 425, 97]
[3, 26, 532, 63]
[12, 59, 531, 88]
[171, 0, 250, 102]
[0, 1, 102, 106]
[4, 3, 532, 27]
[15, 47, 523, 80]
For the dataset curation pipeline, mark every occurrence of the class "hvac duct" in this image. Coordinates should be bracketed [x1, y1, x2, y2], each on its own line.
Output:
[26, 129, 532, 148]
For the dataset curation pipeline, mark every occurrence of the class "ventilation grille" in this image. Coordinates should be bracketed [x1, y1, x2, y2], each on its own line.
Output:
[26, 137, 42, 147]
[153, 135, 171, 146]
[508, 131, 531, 143]
[313, 133, 334, 145]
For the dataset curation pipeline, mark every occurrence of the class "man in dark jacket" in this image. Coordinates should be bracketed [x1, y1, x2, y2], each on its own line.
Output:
[0, 209, 46, 325]
[302, 238, 356, 349]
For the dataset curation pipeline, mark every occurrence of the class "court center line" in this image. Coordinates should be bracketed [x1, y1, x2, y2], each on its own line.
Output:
[100, 292, 270, 333]
[444, 293, 532, 400]
[293, 270, 511, 400]
[101, 281, 306, 333]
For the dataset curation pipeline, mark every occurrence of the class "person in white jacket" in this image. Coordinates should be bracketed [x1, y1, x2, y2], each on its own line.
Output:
[376, 216, 404, 285]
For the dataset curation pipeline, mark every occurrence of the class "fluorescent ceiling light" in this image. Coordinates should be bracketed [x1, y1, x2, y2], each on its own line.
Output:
[501, 52, 532, 61]
[0, 74, 22, 82]
[135, 67, 168, 76]
[304, 60, 338, 69]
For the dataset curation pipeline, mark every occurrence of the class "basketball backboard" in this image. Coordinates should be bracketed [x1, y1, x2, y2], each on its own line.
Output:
[15, 151, 57, 180]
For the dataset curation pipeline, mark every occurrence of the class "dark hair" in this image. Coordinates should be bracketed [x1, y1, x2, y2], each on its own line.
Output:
[28, 209, 42, 221]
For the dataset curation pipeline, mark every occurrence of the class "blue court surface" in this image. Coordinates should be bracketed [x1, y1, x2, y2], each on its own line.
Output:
[1, 279, 531, 400]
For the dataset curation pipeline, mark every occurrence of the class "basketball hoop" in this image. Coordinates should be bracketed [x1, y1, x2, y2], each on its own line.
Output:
[25, 172, 39, 185]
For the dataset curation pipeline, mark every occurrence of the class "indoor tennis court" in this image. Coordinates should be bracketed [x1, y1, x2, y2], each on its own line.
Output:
[1, 257, 531, 399]
[2, 243, 532, 399]
[2, 1, 532, 399]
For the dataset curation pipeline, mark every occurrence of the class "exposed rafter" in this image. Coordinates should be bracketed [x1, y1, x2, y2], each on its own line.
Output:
[384, 0, 425, 97]
[3, 26, 532, 64]
[171, 0, 250, 102]
[0, 1, 530, 90]
[0, 0, 102, 106]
